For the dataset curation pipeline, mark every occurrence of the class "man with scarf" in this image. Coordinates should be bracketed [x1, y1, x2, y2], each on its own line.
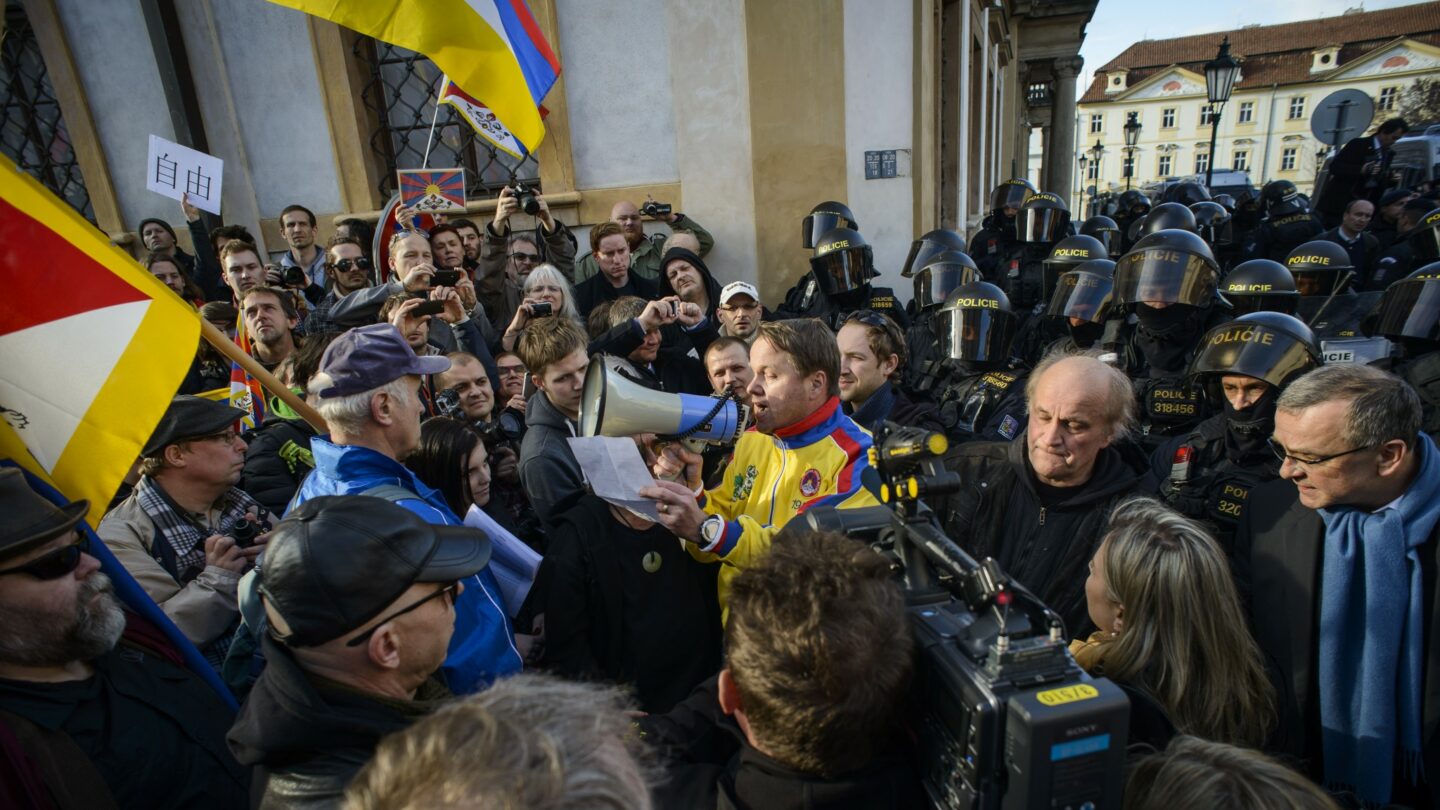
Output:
[1150, 312, 1320, 552]
[1237, 364, 1440, 809]
[98, 396, 269, 666]
[1114, 229, 1229, 450]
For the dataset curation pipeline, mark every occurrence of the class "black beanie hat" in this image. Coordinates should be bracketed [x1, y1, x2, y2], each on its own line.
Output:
[137, 217, 178, 245]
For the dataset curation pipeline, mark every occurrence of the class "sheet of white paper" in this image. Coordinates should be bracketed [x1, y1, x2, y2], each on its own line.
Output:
[566, 436, 662, 522]
[463, 504, 541, 617]
[145, 134, 224, 214]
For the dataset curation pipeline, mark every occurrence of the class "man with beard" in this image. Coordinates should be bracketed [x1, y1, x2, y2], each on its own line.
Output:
[305, 236, 375, 335]
[0, 469, 250, 809]
[643, 319, 879, 622]
[1150, 313, 1320, 551]
[277, 204, 327, 289]
[716, 281, 762, 344]
[658, 247, 723, 354]
[240, 287, 302, 373]
[137, 216, 197, 277]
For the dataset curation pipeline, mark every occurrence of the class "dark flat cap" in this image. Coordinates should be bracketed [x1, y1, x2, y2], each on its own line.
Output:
[0, 468, 88, 561]
[142, 396, 247, 457]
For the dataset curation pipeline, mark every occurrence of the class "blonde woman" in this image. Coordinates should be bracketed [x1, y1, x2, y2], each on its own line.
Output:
[1073, 496, 1276, 749]
[500, 263, 582, 353]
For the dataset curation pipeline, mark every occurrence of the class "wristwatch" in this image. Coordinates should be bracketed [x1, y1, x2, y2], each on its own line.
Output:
[700, 515, 724, 549]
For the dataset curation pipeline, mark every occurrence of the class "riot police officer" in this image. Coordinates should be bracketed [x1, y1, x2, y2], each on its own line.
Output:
[1138, 202, 1198, 238]
[1114, 229, 1228, 447]
[801, 200, 859, 249]
[1162, 181, 1211, 206]
[1114, 190, 1153, 252]
[1221, 259, 1300, 316]
[1373, 264, 1440, 434]
[904, 250, 980, 394]
[1285, 239, 1379, 340]
[997, 191, 1071, 313]
[901, 228, 968, 318]
[1151, 311, 1320, 549]
[1080, 215, 1123, 258]
[970, 178, 1036, 279]
[778, 226, 908, 329]
[1040, 259, 1123, 357]
[1011, 234, 1108, 366]
[1243, 180, 1324, 262]
[1192, 200, 1239, 272]
[930, 281, 1029, 444]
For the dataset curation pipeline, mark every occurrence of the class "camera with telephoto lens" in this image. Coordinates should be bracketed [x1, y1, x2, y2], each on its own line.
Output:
[282, 266, 308, 288]
[640, 200, 672, 218]
[435, 388, 527, 445]
[786, 423, 1130, 810]
[512, 182, 541, 216]
[227, 510, 270, 549]
[529, 301, 553, 318]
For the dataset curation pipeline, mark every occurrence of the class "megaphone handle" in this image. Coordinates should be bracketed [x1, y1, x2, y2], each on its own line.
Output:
[653, 439, 707, 484]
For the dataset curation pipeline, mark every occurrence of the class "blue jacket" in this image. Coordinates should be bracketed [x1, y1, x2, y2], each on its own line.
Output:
[292, 438, 522, 693]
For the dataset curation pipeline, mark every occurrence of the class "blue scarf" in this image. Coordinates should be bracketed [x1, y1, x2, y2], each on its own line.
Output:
[1318, 431, 1439, 807]
[847, 381, 897, 436]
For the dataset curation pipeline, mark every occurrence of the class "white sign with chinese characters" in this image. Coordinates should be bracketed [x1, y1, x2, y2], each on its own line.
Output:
[145, 134, 223, 215]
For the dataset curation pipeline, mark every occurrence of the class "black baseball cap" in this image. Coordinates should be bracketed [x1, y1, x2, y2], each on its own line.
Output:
[258, 495, 490, 647]
[142, 395, 247, 457]
[311, 323, 450, 399]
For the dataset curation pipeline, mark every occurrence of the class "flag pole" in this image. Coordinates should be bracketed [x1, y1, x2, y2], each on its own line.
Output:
[197, 319, 328, 434]
[421, 74, 446, 169]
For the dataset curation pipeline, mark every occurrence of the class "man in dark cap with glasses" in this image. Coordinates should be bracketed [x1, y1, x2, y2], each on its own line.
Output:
[226, 495, 486, 808]
[0, 468, 250, 809]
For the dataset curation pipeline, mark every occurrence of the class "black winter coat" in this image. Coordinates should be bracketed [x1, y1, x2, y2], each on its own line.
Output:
[240, 418, 318, 516]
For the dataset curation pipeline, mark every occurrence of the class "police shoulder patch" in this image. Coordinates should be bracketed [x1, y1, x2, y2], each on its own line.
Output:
[998, 414, 1020, 440]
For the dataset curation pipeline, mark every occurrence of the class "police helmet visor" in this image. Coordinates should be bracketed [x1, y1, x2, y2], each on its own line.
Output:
[1046, 272, 1114, 324]
[1375, 278, 1440, 341]
[914, 263, 980, 310]
[938, 307, 1017, 363]
[1292, 270, 1342, 297]
[802, 211, 853, 250]
[902, 239, 961, 278]
[1016, 208, 1071, 243]
[1226, 293, 1299, 317]
[990, 183, 1032, 213]
[1189, 322, 1318, 389]
[1089, 228, 1122, 257]
[809, 245, 871, 296]
[1115, 248, 1217, 306]
[1198, 220, 1235, 247]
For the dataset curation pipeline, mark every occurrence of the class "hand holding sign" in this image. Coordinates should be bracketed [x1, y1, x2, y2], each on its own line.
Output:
[146, 135, 223, 215]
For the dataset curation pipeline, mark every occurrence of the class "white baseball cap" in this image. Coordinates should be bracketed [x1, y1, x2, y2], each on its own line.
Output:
[719, 281, 760, 306]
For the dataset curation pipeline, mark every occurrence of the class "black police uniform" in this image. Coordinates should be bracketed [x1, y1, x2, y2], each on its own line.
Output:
[928, 281, 1029, 444]
[1374, 267, 1440, 436]
[1244, 212, 1325, 263]
[903, 252, 979, 393]
[934, 363, 1029, 443]
[1009, 237, 1110, 368]
[1152, 413, 1281, 550]
[969, 213, 1019, 281]
[778, 225, 909, 330]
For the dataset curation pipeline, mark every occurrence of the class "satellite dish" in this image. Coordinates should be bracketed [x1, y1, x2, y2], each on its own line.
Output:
[1311, 89, 1376, 146]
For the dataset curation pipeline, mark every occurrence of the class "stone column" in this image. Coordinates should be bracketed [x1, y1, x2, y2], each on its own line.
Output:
[1048, 56, 1083, 203]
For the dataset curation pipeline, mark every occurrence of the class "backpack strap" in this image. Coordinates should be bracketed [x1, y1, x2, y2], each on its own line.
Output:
[0, 708, 119, 810]
[358, 484, 422, 504]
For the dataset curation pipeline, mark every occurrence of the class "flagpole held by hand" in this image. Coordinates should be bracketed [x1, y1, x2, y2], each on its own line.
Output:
[197, 318, 328, 434]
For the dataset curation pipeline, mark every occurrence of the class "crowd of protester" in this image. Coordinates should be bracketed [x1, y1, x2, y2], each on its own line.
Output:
[5, 115, 1440, 809]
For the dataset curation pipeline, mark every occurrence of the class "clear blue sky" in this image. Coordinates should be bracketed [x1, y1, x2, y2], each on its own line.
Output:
[1078, 0, 1428, 97]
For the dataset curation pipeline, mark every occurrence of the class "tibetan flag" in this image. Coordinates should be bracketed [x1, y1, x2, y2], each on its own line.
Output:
[0, 157, 200, 528]
[272, 0, 560, 155]
[440, 78, 530, 159]
[399, 168, 467, 212]
[228, 311, 267, 431]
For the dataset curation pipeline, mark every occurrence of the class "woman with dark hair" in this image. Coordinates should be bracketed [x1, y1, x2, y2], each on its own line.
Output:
[145, 251, 206, 306]
[405, 418, 525, 541]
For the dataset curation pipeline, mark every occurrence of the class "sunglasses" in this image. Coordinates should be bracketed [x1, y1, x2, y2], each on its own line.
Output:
[345, 581, 460, 647]
[509, 252, 542, 263]
[333, 257, 372, 273]
[0, 535, 89, 580]
[844, 309, 898, 330]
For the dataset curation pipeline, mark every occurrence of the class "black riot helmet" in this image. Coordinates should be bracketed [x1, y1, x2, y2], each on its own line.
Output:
[1140, 202, 1198, 237]
[1015, 192, 1071, 244]
[1117, 190, 1152, 219]
[1042, 235, 1108, 304]
[1164, 181, 1212, 206]
[1285, 240, 1354, 297]
[1222, 259, 1300, 316]
[802, 201, 858, 250]
[937, 281, 1017, 363]
[1261, 180, 1304, 217]
[1212, 193, 1237, 212]
[912, 250, 981, 311]
[901, 229, 968, 278]
[1406, 207, 1440, 263]
[1190, 201, 1234, 247]
[989, 178, 1037, 217]
[1047, 259, 1117, 324]
[809, 227, 872, 296]
[1115, 229, 1220, 307]
[1188, 311, 1321, 392]
[1080, 215, 1123, 257]
[1374, 263, 1440, 342]
[1127, 216, 1147, 245]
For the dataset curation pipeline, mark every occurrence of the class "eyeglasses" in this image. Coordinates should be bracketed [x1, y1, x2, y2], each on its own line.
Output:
[333, 257, 372, 273]
[0, 535, 89, 580]
[509, 252, 542, 263]
[345, 581, 460, 647]
[1267, 438, 1376, 469]
[497, 365, 527, 377]
[190, 429, 241, 446]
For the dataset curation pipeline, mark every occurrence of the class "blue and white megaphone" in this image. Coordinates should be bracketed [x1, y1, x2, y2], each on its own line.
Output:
[580, 355, 749, 445]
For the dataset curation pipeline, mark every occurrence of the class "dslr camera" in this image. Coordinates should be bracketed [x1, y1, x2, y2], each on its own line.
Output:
[790, 424, 1129, 810]
[640, 200, 672, 218]
[282, 265, 308, 289]
[511, 182, 541, 216]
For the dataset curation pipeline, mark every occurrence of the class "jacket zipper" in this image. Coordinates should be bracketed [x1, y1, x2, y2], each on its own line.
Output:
[1038, 506, 1046, 526]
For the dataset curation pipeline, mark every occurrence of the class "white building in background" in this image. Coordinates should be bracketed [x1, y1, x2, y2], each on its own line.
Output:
[1075, 2, 1440, 209]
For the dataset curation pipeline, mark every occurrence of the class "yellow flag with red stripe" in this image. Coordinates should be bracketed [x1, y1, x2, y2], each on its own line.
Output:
[0, 158, 200, 527]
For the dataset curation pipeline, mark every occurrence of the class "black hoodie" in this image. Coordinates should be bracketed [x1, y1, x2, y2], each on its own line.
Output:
[659, 246, 724, 354]
[226, 636, 448, 809]
[936, 436, 1153, 636]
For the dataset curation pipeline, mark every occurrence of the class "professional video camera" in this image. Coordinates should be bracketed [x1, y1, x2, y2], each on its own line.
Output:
[792, 424, 1129, 810]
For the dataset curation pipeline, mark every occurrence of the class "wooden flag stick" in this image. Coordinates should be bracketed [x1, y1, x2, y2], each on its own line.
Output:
[197, 318, 328, 434]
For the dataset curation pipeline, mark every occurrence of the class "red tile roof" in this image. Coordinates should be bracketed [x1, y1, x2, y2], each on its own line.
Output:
[1080, 1, 1440, 103]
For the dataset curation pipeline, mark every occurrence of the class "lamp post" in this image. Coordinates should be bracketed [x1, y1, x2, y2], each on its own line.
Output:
[1203, 36, 1242, 190]
[1123, 111, 1142, 191]
[1088, 139, 1105, 213]
[1077, 154, 1089, 213]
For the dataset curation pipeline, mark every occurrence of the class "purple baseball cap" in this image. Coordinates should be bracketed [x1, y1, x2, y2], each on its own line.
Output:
[311, 323, 451, 399]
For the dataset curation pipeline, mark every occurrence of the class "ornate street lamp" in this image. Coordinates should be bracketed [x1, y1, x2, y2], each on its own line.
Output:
[1088, 140, 1105, 213]
[1077, 154, 1090, 213]
[1123, 111, 1142, 190]
[1203, 37, 1242, 189]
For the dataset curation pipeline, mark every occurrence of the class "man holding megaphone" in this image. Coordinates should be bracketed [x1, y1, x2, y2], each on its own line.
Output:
[641, 319, 879, 621]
